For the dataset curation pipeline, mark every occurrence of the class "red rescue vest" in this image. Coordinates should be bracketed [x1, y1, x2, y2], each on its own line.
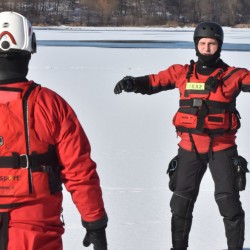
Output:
[172, 61, 241, 135]
[0, 82, 62, 211]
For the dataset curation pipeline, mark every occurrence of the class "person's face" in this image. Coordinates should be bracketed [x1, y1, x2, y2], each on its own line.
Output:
[197, 38, 219, 55]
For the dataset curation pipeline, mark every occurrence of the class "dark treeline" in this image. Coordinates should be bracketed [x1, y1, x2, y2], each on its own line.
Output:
[1, 0, 250, 27]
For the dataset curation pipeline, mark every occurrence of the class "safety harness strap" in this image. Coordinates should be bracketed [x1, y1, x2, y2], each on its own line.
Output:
[177, 126, 225, 135]
[0, 150, 58, 172]
[188, 133, 200, 160]
[196, 100, 208, 131]
[22, 82, 39, 155]
[179, 99, 236, 111]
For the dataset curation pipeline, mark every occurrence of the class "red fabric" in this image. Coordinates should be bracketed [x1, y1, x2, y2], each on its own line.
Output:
[8, 193, 64, 250]
[0, 81, 106, 248]
[32, 83, 106, 222]
[177, 132, 236, 153]
[0, 90, 20, 103]
[0, 83, 53, 207]
[149, 63, 250, 153]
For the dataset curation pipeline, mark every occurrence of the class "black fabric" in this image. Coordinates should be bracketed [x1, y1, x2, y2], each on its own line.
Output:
[216, 196, 245, 249]
[204, 68, 224, 92]
[82, 214, 108, 250]
[170, 194, 194, 248]
[0, 212, 9, 250]
[22, 82, 39, 156]
[196, 57, 223, 75]
[0, 147, 62, 195]
[0, 78, 28, 85]
[167, 155, 179, 191]
[196, 101, 209, 131]
[83, 227, 107, 250]
[82, 214, 108, 230]
[0, 53, 31, 83]
[241, 84, 250, 92]
[134, 75, 151, 94]
[114, 76, 137, 94]
[0, 151, 57, 170]
[0, 86, 23, 92]
[170, 146, 245, 249]
[196, 49, 221, 67]
[134, 75, 175, 95]
[232, 156, 249, 191]
[208, 116, 223, 122]
[179, 99, 236, 111]
[0, 203, 23, 209]
[171, 248, 187, 250]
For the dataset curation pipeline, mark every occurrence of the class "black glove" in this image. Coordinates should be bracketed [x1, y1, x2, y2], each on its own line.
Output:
[83, 227, 107, 250]
[114, 76, 137, 94]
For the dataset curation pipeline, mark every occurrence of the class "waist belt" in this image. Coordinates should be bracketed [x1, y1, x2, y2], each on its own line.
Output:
[179, 99, 236, 112]
[0, 151, 58, 172]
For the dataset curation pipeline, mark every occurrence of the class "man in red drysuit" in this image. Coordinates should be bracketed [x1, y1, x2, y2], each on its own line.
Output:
[0, 11, 108, 250]
[114, 22, 250, 250]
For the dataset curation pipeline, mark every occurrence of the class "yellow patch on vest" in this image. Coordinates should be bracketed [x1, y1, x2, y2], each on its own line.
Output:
[186, 82, 205, 90]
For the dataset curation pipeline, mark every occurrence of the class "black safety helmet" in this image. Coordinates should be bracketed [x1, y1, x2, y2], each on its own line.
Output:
[193, 21, 224, 44]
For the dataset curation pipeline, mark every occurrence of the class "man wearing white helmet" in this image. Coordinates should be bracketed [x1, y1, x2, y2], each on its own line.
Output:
[114, 22, 250, 250]
[0, 11, 108, 250]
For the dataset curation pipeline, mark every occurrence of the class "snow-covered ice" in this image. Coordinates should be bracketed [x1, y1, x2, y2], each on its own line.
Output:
[28, 27, 250, 250]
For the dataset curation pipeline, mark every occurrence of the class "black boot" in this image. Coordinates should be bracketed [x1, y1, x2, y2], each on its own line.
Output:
[170, 194, 194, 250]
[224, 212, 244, 250]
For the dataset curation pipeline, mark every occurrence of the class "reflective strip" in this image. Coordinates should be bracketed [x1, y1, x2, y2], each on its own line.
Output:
[186, 82, 205, 90]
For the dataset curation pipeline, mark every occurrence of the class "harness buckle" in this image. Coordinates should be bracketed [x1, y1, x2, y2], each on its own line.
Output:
[20, 154, 29, 169]
[193, 98, 203, 107]
[41, 165, 51, 173]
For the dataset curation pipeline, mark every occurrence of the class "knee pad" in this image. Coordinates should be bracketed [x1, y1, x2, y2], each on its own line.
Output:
[216, 194, 243, 220]
[170, 193, 194, 218]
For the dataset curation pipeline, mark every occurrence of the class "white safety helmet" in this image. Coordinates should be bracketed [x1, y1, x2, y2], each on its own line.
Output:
[0, 11, 36, 54]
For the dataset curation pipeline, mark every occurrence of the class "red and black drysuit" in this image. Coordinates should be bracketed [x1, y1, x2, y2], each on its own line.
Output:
[131, 59, 250, 250]
[0, 80, 107, 250]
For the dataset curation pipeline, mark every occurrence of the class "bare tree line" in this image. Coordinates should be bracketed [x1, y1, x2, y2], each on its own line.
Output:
[0, 0, 250, 26]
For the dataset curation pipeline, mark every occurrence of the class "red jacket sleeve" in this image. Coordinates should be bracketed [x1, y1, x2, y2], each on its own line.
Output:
[149, 64, 184, 91]
[134, 64, 185, 95]
[33, 87, 107, 224]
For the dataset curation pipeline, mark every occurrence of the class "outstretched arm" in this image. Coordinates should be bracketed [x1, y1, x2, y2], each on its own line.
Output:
[114, 64, 183, 95]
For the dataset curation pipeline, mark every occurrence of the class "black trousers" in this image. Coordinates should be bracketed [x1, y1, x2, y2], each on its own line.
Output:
[170, 146, 245, 250]
[0, 212, 9, 250]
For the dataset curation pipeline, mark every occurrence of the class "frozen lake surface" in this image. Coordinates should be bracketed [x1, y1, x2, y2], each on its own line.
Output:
[36, 27, 250, 50]
[28, 26, 250, 250]
[37, 39, 250, 50]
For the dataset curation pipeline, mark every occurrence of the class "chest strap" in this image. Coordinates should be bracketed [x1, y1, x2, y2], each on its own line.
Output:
[179, 99, 236, 111]
[0, 149, 58, 172]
